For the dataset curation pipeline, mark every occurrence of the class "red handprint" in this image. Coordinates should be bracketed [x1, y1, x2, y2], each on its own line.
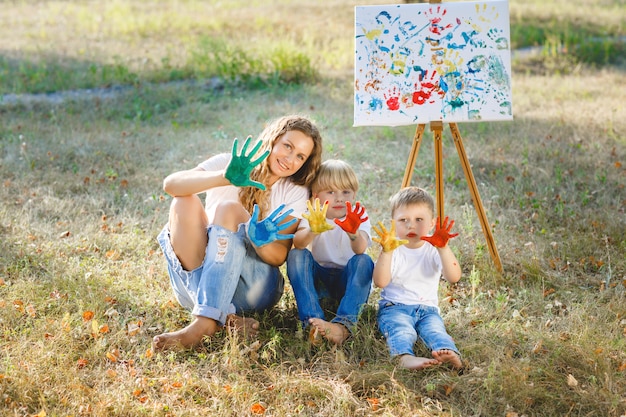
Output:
[384, 86, 401, 111]
[426, 6, 454, 36]
[420, 216, 459, 248]
[334, 202, 368, 235]
[412, 70, 440, 105]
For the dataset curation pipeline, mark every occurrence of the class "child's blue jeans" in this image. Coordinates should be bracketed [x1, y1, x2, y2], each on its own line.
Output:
[286, 248, 373, 332]
[377, 302, 460, 357]
[157, 223, 284, 326]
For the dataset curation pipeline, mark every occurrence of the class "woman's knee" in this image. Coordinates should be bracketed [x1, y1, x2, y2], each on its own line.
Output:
[213, 201, 249, 230]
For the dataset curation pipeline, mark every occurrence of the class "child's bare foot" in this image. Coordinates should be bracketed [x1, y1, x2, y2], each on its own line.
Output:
[398, 354, 440, 370]
[432, 349, 463, 369]
[226, 314, 260, 339]
[152, 316, 220, 351]
[308, 318, 350, 345]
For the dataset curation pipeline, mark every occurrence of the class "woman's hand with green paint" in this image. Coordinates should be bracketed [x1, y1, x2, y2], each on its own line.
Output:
[224, 136, 269, 190]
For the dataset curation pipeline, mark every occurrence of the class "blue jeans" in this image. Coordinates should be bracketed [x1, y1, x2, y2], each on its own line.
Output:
[286, 248, 373, 332]
[157, 224, 284, 325]
[377, 302, 459, 357]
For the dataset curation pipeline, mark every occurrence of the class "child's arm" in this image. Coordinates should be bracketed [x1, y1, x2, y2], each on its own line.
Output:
[437, 245, 462, 283]
[372, 220, 407, 288]
[334, 202, 369, 255]
[346, 230, 368, 255]
[373, 250, 393, 288]
[293, 226, 316, 249]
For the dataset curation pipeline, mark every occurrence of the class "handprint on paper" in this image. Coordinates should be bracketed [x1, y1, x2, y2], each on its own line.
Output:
[420, 216, 459, 248]
[412, 70, 441, 105]
[384, 86, 402, 111]
[247, 204, 296, 247]
[334, 202, 368, 235]
[373, 220, 409, 253]
[303, 199, 334, 234]
[224, 136, 270, 190]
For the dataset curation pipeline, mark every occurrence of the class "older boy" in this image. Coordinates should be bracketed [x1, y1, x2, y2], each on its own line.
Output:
[287, 159, 374, 345]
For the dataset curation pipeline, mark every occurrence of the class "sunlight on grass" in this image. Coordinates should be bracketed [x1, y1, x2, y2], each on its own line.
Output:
[1, 1, 625, 416]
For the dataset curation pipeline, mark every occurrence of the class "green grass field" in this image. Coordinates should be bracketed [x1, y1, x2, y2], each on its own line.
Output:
[1, 1, 625, 416]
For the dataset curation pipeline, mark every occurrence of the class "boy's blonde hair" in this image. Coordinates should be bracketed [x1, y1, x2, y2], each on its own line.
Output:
[389, 186, 434, 217]
[311, 159, 359, 195]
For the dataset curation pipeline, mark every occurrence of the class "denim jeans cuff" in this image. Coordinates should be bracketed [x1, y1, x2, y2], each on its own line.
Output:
[192, 305, 228, 326]
[331, 317, 356, 334]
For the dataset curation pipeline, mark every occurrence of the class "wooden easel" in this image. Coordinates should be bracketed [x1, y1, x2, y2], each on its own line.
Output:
[402, 121, 503, 272]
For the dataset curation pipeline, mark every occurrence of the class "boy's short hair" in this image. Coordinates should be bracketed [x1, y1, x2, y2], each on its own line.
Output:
[311, 159, 359, 194]
[389, 186, 435, 217]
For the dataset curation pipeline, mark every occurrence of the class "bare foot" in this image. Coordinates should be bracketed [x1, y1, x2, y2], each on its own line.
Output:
[308, 318, 350, 345]
[432, 349, 463, 369]
[152, 316, 219, 351]
[398, 354, 440, 370]
[226, 314, 260, 339]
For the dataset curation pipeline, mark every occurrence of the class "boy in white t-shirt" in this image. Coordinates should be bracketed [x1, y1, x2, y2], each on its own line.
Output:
[373, 186, 463, 370]
[287, 160, 374, 345]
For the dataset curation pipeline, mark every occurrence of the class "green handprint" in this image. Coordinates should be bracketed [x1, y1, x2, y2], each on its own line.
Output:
[372, 220, 408, 253]
[224, 136, 270, 190]
[303, 198, 334, 234]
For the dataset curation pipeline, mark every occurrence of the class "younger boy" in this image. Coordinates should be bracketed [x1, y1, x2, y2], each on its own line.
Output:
[287, 159, 374, 345]
[373, 186, 463, 370]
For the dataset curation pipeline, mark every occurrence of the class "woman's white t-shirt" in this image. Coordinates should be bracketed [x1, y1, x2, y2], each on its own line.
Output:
[197, 153, 309, 223]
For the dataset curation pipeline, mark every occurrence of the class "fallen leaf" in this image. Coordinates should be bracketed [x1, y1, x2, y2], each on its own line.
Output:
[106, 369, 117, 378]
[82, 311, 94, 321]
[77, 358, 88, 369]
[567, 374, 578, 387]
[13, 300, 25, 314]
[250, 403, 266, 414]
[127, 322, 141, 336]
[106, 350, 120, 362]
[366, 397, 380, 411]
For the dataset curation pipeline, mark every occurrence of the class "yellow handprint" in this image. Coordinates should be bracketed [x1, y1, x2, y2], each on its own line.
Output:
[302, 198, 334, 234]
[372, 220, 408, 252]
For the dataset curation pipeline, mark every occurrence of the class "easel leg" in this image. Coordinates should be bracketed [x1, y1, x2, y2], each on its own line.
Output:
[401, 124, 426, 188]
[449, 123, 503, 272]
[431, 121, 445, 225]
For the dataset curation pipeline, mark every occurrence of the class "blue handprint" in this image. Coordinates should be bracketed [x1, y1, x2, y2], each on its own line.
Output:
[247, 204, 297, 247]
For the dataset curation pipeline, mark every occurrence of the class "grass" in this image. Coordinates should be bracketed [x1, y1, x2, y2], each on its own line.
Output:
[1, 1, 625, 416]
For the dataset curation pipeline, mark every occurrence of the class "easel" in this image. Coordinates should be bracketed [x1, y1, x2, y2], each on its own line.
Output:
[401, 121, 503, 272]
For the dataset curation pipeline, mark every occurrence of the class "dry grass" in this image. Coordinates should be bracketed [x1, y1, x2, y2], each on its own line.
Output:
[1, 1, 625, 416]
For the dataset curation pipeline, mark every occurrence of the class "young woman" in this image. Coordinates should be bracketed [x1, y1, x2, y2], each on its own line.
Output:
[153, 115, 323, 351]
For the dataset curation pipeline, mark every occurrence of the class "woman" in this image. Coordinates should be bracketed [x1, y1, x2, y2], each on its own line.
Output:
[153, 115, 323, 351]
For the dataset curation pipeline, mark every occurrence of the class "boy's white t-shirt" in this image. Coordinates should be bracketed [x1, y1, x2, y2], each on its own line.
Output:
[197, 153, 309, 223]
[379, 244, 443, 309]
[299, 215, 372, 269]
